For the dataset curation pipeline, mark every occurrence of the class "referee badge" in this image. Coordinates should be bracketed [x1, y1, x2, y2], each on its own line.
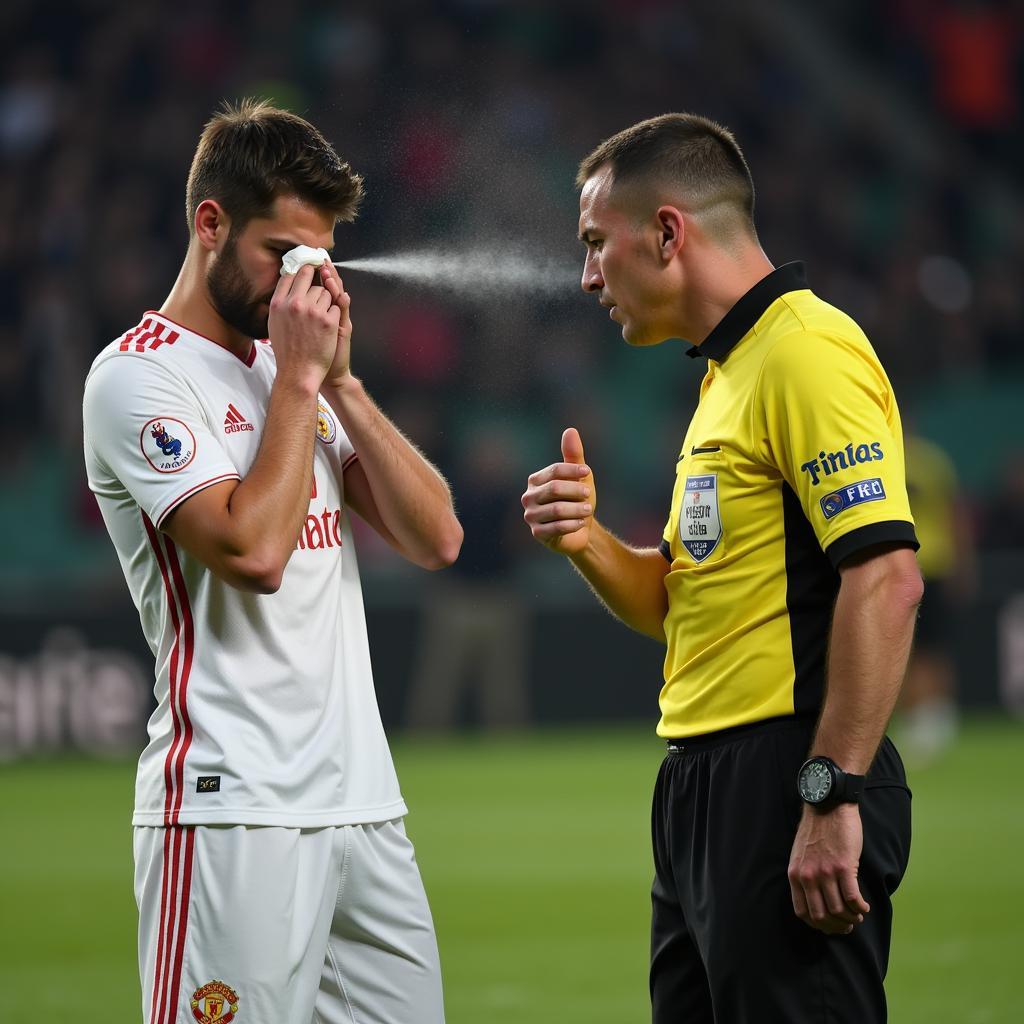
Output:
[680, 474, 722, 562]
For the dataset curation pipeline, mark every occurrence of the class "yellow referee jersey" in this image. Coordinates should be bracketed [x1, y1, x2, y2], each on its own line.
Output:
[658, 262, 918, 738]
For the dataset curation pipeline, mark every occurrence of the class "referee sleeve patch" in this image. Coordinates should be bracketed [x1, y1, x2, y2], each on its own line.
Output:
[819, 478, 885, 520]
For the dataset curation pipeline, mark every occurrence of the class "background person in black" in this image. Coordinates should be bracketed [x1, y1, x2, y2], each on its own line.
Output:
[522, 113, 923, 1022]
[407, 426, 530, 730]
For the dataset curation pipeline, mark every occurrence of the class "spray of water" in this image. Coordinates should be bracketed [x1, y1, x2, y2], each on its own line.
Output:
[333, 247, 579, 300]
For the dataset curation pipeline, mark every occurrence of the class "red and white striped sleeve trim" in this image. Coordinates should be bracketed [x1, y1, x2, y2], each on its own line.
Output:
[154, 473, 241, 529]
[342, 452, 359, 471]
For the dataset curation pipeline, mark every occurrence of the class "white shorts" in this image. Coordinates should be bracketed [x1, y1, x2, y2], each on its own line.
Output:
[134, 820, 444, 1024]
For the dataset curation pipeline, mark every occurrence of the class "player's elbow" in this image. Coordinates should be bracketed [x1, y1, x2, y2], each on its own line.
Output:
[422, 521, 464, 571]
[221, 550, 288, 594]
[247, 569, 285, 595]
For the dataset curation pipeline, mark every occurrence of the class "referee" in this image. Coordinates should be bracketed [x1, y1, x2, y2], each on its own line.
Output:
[522, 113, 922, 1023]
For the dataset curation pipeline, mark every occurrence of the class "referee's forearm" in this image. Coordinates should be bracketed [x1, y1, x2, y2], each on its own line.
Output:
[568, 520, 669, 642]
[812, 550, 923, 772]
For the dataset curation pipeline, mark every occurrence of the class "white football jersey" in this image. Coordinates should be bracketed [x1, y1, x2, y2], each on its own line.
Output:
[83, 312, 407, 828]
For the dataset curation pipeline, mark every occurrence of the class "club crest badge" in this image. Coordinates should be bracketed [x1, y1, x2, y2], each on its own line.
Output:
[679, 474, 722, 563]
[316, 400, 337, 444]
[191, 980, 239, 1023]
[141, 417, 196, 473]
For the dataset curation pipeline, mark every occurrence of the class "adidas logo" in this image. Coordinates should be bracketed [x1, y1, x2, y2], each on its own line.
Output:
[224, 403, 255, 434]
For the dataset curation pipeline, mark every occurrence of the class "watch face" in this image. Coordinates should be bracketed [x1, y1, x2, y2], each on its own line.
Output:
[799, 760, 833, 803]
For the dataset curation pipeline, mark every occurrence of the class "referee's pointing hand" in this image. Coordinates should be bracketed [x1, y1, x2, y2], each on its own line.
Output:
[522, 427, 596, 555]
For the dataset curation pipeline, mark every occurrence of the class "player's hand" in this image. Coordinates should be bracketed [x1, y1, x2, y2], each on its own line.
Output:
[787, 803, 871, 935]
[522, 428, 596, 555]
[317, 260, 354, 389]
[268, 262, 340, 391]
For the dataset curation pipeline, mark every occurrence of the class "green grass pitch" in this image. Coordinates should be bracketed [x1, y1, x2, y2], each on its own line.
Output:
[2, 718, 1021, 1022]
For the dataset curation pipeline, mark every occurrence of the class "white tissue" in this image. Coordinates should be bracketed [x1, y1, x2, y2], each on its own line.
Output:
[279, 245, 331, 276]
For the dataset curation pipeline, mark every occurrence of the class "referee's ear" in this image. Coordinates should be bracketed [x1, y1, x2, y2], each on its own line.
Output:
[655, 206, 685, 263]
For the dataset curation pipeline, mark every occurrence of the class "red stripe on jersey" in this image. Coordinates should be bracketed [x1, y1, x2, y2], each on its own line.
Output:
[117, 317, 180, 355]
[149, 329, 179, 350]
[119, 318, 153, 352]
[141, 512, 184, 826]
[143, 310, 257, 366]
[165, 827, 196, 1024]
[149, 826, 174, 1024]
[156, 825, 184, 1024]
[140, 323, 165, 352]
[164, 537, 195, 824]
[131, 328, 163, 353]
[343, 452, 359, 470]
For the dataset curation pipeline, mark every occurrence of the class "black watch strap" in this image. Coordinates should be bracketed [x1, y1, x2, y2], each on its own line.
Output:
[798, 756, 866, 809]
[834, 767, 865, 805]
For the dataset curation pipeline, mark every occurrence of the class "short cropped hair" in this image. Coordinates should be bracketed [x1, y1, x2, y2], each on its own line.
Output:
[185, 98, 364, 234]
[576, 113, 755, 231]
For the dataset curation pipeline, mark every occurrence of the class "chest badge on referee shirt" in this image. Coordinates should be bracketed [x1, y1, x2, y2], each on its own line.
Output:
[680, 474, 723, 562]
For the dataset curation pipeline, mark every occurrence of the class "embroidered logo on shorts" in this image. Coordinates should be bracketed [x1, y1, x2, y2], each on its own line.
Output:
[316, 400, 337, 444]
[820, 478, 886, 520]
[679, 474, 722, 562]
[141, 417, 196, 474]
[196, 776, 220, 793]
[191, 980, 239, 1023]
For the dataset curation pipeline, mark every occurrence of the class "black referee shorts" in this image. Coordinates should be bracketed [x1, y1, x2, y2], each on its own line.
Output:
[650, 716, 911, 1024]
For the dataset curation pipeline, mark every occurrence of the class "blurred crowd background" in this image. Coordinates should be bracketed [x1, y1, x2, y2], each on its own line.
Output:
[1, 0, 1022, 744]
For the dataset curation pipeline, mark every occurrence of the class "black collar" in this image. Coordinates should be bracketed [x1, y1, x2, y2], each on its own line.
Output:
[686, 261, 808, 362]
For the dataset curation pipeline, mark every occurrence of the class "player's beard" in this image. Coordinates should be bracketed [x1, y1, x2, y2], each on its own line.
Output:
[206, 232, 271, 340]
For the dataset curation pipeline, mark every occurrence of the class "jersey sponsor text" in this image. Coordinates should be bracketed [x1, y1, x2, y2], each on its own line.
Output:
[800, 441, 883, 486]
[298, 507, 344, 550]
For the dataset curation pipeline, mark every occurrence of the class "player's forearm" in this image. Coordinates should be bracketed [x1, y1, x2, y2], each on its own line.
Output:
[811, 553, 923, 772]
[322, 375, 462, 568]
[568, 520, 669, 642]
[222, 376, 320, 585]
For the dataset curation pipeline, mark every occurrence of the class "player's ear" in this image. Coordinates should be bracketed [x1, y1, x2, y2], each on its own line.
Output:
[194, 199, 230, 252]
[656, 206, 685, 262]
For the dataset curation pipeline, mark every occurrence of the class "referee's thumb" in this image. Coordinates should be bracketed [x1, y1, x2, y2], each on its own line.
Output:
[561, 426, 586, 467]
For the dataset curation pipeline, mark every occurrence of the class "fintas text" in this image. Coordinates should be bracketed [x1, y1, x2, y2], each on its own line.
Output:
[800, 442, 883, 486]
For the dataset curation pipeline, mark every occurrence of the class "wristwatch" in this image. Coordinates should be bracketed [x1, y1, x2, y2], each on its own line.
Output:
[797, 756, 864, 810]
